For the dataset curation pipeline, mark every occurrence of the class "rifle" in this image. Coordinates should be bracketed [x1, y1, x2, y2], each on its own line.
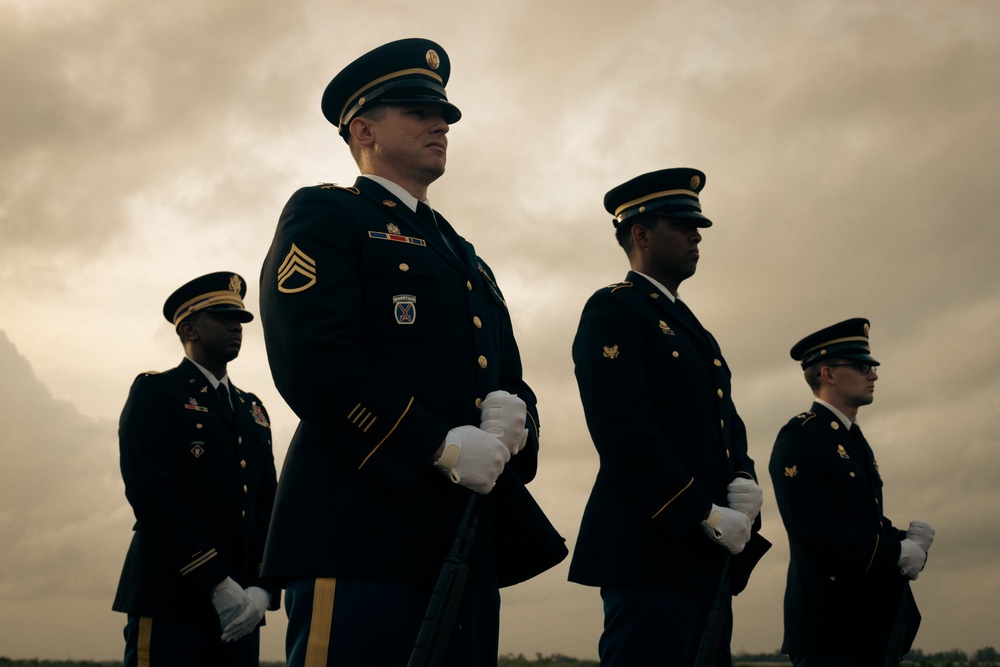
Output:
[883, 580, 910, 667]
[408, 493, 478, 667]
[693, 553, 731, 667]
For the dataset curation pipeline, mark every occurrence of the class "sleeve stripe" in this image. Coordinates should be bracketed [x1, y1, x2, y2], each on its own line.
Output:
[179, 548, 218, 576]
[651, 478, 694, 520]
[358, 396, 413, 469]
[864, 533, 880, 576]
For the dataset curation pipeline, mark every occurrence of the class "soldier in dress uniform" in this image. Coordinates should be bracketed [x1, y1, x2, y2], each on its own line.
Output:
[258, 38, 565, 667]
[569, 168, 770, 665]
[769, 318, 935, 666]
[113, 271, 279, 667]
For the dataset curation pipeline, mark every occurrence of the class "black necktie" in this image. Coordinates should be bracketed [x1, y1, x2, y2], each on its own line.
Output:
[417, 202, 458, 256]
[217, 382, 234, 415]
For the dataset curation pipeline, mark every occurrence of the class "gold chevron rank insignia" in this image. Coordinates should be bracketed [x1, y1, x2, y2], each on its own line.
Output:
[277, 243, 317, 293]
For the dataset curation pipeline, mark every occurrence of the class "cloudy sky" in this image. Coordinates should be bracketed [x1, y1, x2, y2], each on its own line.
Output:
[2, 0, 999, 660]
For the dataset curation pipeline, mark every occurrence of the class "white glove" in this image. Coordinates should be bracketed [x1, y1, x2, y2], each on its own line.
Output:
[700, 504, 752, 555]
[727, 477, 763, 522]
[210, 577, 249, 631]
[906, 520, 935, 553]
[480, 390, 529, 455]
[221, 586, 271, 642]
[898, 538, 928, 580]
[434, 425, 510, 494]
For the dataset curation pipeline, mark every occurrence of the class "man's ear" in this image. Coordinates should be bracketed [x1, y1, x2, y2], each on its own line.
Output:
[177, 319, 199, 342]
[349, 116, 376, 147]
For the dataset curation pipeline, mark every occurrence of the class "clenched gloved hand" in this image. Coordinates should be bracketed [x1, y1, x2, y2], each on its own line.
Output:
[727, 477, 763, 522]
[434, 425, 510, 494]
[480, 390, 528, 455]
[700, 504, 752, 555]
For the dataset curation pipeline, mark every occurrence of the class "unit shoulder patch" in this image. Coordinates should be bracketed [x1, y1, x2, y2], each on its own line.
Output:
[277, 243, 317, 294]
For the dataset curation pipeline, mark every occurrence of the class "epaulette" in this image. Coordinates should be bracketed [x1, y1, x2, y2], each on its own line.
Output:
[318, 182, 360, 194]
[791, 411, 817, 426]
[136, 370, 161, 378]
[606, 281, 634, 293]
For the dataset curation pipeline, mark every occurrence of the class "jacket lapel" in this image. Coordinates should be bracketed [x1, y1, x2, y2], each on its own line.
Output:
[627, 272, 712, 350]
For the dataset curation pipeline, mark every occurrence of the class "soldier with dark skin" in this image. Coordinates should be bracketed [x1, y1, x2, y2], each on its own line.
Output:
[259, 38, 564, 667]
[113, 272, 279, 667]
[570, 168, 769, 666]
[769, 318, 935, 666]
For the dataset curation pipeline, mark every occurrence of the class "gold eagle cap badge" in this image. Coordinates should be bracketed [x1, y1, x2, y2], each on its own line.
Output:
[603, 345, 619, 359]
[784, 465, 798, 478]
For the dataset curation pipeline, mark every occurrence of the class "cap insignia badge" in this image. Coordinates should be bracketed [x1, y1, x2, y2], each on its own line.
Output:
[229, 274, 242, 294]
[394, 294, 416, 325]
[690, 175, 701, 189]
[387, 223, 401, 235]
[426, 49, 440, 70]
[837, 444, 850, 459]
[784, 465, 798, 478]
[603, 345, 619, 360]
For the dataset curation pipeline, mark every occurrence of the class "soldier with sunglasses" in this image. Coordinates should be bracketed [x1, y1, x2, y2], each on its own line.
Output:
[769, 318, 935, 666]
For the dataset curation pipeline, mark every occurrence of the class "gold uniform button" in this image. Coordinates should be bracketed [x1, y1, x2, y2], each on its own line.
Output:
[237, 436, 243, 445]
[399, 263, 410, 272]
[473, 316, 482, 328]
[725, 449, 731, 458]
[196, 423, 203, 429]
[850, 472, 856, 477]
[720, 419, 725, 429]
[672, 351, 680, 358]
[243, 485, 248, 493]
[466, 281, 473, 291]
[478, 355, 488, 369]
[717, 389, 724, 398]
[240, 460, 247, 469]
[713, 359, 722, 367]
[475, 397, 483, 408]
[242, 510, 246, 518]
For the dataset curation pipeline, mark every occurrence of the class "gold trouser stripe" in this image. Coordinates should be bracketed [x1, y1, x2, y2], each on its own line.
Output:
[304, 578, 337, 667]
[136, 616, 153, 667]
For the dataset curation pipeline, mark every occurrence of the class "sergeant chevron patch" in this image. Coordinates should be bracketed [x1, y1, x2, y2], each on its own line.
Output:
[277, 243, 317, 293]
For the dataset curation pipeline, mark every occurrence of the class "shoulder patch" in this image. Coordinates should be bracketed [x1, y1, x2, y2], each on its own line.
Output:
[318, 183, 360, 194]
[277, 243, 317, 294]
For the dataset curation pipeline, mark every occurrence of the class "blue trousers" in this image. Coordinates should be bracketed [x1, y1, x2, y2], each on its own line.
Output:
[123, 615, 259, 667]
[598, 586, 732, 667]
[284, 578, 500, 667]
